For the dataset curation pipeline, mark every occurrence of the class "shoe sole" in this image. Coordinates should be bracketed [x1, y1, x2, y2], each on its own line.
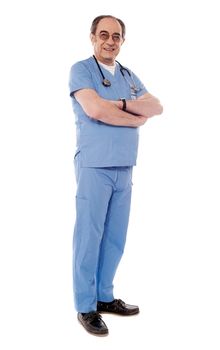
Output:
[97, 310, 140, 316]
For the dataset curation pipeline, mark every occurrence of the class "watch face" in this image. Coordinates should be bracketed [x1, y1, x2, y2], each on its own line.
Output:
[120, 98, 126, 110]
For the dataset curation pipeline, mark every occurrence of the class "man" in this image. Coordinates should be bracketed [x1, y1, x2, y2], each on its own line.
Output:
[69, 15, 163, 336]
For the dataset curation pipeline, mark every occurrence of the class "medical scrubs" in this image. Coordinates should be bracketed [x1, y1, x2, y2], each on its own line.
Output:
[69, 56, 147, 312]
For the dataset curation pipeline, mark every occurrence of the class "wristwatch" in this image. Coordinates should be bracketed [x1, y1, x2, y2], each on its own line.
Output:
[120, 98, 127, 111]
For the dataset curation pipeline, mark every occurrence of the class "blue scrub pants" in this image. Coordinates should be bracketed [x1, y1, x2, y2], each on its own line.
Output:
[73, 154, 133, 313]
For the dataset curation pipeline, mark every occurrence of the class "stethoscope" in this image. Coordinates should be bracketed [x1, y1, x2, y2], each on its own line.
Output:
[93, 55, 140, 96]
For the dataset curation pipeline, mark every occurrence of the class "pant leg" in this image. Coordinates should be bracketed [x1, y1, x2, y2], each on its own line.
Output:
[97, 167, 133, 302]
[73, 156, 115, 313]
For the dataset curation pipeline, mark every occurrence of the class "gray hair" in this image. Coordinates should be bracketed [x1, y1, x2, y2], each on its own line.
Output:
[90, 15, 126, 39]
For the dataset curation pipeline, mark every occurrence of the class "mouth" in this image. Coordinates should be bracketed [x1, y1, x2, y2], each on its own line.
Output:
[103, 47, 115, 52]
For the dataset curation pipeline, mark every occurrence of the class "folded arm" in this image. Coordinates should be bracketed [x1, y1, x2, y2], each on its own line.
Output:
[112, 92, 163, 118]
[73, 88, 148, 127]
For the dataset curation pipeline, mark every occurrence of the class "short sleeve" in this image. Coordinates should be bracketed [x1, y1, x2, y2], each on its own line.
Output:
[69, 61, 95, 97]
[131, 71, 148, 98]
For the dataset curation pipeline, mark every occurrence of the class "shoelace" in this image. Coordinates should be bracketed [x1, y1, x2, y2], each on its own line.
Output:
[114, 299, 126, 307]
[83, 311, 102, 322]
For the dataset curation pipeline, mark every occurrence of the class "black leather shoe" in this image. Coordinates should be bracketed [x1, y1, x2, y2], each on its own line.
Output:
[77, 311, 108, 336]
[97, 299, 139, 316]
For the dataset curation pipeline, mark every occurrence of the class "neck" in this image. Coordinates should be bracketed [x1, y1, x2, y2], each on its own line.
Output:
[98, 60, 116, 68]
[94, 55, 115, 66]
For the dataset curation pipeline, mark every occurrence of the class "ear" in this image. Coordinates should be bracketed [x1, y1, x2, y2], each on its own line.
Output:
[90, 33, 95, 45]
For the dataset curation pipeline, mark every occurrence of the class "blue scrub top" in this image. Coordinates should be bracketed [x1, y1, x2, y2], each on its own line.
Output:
[69, 56, 147, 167]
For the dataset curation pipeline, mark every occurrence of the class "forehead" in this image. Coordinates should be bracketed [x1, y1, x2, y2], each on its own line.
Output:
[96, 18, 122, 34]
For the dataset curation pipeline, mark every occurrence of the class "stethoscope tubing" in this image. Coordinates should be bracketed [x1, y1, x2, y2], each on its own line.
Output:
[93, 55, 138, 91]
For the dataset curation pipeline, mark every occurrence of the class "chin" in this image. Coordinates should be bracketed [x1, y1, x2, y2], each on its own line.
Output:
[104, 56, 114, 62]
[102, 54, 115, 64]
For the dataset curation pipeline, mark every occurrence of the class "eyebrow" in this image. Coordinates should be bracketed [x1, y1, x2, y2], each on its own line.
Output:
[99, 30, 121, 35]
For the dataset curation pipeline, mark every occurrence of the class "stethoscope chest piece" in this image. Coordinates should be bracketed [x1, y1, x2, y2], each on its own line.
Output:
[131, 85, 139, 93]
[102, 78, 111, 87]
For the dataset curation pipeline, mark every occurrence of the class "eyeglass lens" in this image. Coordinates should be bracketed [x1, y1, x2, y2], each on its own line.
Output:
[98, 31, 121, 42]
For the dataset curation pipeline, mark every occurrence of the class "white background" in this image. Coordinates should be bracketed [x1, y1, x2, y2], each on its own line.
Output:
[0, 0, 220, 349]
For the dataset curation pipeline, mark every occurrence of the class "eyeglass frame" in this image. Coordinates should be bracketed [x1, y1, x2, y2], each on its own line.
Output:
[96, 30, 123, 43]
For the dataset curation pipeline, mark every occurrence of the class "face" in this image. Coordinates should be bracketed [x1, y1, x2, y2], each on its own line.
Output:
[90, 18, 124, 65]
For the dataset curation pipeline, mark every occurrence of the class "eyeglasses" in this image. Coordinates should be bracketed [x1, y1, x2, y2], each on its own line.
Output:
[97, 31, 122, 43]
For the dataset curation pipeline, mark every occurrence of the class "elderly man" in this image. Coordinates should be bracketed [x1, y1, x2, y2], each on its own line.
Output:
[69, 15, 163, 336]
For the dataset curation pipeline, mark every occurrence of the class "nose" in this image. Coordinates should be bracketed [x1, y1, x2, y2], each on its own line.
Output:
[106, 35, 115, 45]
